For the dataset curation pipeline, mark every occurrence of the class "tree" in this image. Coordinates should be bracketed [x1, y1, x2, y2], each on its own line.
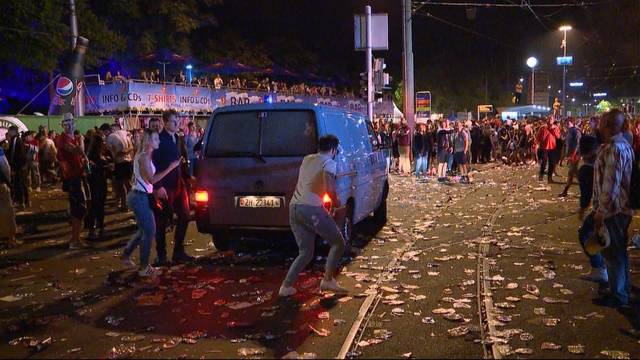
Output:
[393, 81, 404, 112]
[596, 100, 612, 114]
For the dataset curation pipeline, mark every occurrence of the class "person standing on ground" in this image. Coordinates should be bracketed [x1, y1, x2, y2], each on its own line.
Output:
[436, 119, 453, 182]
[107, 123, 134, 211]
[470, 121, 482, 164]
[38, 131, 57, 185]
[454, 121, 471, 183]
[184, 122, 198, 177]
[536, 116, 561, 183]
[397, 120, 412, 175]
[86, 130, 111, 240]
[23, 131, 41, 192]
[413, 124, 427, 180]
[0, 144, 18, 248]
[152, 110, 193, 266]
[5, 126, 29, 209]
[576, 135, 608, 284]
[55, 114, 90, 249]
[592, 109, 635, 308]
[279, 135, 348, 297]
[560, 118, 582, 197]
[121, 129, 181, 277]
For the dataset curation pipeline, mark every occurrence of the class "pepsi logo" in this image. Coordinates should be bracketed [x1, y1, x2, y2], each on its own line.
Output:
[56, 77, 74, 97]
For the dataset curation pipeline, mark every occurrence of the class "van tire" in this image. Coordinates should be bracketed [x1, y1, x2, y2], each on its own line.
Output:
[211, 231, 233, 251]
[373, 182, 389, 224]
[341, 204, 354, 257]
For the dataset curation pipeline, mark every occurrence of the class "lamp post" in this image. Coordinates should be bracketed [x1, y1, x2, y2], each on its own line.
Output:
[186, 64, 193, 84]
[559, 25, 572, 116]
[526, 56, 538, 105]
[157, 61, 170, 83]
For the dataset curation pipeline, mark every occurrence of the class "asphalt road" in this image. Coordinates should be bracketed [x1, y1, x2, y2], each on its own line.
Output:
[0, 163, 639, 359]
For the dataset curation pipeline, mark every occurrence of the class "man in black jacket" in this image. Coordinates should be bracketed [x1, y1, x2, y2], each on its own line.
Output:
[5, 126, 29, 209]
[470, 121, 482, 164]
[152, 110, 193, 266]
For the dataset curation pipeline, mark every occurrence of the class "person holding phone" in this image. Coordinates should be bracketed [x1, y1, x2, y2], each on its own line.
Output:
[121, 129, 181, 277]
[151, 110, 194, 266]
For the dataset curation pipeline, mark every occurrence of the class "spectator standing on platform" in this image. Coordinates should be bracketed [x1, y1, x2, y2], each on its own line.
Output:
[5, 126, 29, 209]
[55, 114, 90, 249]
[152, 110, 194, 266]
[107, 123, 134, 211]
[214, 74, 223, 89]
[0, 144, 18, 248]
[592, 109, 635, 308]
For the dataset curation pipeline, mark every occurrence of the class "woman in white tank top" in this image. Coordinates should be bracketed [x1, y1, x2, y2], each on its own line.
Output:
[120, 128, 181, 277]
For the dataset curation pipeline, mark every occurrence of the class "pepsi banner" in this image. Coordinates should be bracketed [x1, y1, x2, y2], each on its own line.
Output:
[84, 82, 375, 115]
[49, 37, 89, 115]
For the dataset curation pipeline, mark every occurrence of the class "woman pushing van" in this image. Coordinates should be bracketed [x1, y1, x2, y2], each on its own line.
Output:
[279, 135, 349, 297]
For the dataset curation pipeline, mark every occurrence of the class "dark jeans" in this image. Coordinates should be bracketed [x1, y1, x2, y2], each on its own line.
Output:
[578, 212, 606, 269]
[470, 144, 479, 164]
[601, 214, 632, 304]
[11, 168, 29, 206]
[155, 185, 190, 261]
[539, 149, 556, 178]
[86, 173, 107, 229]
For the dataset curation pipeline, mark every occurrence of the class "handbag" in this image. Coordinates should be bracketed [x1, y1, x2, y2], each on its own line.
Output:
[581, 212, 611, 256]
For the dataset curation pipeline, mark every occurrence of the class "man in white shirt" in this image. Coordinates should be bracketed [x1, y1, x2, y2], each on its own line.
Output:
[107, 123, 134, 210]
[279, 135, 348, 297]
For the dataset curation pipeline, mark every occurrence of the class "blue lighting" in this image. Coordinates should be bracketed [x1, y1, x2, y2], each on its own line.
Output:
[263, 95, 274, 104]
[185, 64, 193, 70]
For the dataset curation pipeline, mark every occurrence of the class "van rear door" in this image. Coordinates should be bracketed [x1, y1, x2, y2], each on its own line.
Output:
[198, 110, 317, 229]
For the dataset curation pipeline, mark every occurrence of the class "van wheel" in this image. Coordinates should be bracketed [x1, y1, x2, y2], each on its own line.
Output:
[341, 205, 354, 256]
[373, 183, 389, 224]
[211, 231, 233, 251]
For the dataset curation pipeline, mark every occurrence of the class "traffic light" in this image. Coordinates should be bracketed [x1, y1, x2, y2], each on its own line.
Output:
[360, 72, 368, 100]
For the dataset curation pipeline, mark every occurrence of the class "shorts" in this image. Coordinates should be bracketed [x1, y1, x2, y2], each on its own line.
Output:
[63, 177, 88, 219]
[454, 152, 468, 165]
[114, 161, 133, 182]
[437, 150, 450, 163]
[0, 184, 16, 238]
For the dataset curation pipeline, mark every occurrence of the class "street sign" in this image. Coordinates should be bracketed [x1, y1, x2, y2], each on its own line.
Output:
[415, 91, 431, 121]
[556, 56, 573, 66]
[477, 104, 493, 113]
[569, 82, 583, 87]
[354, 13, 389, 51]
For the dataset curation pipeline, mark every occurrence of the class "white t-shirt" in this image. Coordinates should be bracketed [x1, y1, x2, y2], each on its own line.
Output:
[290, 153, 337, 207]
[107, 130, 133, 163]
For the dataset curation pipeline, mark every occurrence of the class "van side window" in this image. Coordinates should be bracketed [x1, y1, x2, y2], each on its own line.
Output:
[351, 116, 372, 154]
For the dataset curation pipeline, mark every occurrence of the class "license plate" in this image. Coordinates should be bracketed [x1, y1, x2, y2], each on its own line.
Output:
[237, 196, 283, 208]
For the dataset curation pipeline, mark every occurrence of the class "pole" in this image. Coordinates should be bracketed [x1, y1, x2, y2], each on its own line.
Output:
[158, 61, 170, 83]
[402, 0, 415, 128]
[69, 0, 78, 50]
[366, 6, 374, 124]
[562, 29, 567, 117]
[531, 67, 535, 104]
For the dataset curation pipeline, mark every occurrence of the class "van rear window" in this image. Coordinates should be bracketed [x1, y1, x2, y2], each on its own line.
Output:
[206, 110, 317, 157]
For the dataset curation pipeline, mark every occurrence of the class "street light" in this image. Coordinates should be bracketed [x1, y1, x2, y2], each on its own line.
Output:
[526, 56, 538, 104]
[559, 24, 572, 117]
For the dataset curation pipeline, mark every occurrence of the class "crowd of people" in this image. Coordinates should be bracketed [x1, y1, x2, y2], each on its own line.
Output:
[373, 109, 639, 309]
[0, 112, 205, 277]
[104, 69, 348, 98]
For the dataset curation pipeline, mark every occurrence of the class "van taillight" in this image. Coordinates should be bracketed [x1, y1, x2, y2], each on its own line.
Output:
[195, 190, 209, 204]
[322, 193, 332, 211]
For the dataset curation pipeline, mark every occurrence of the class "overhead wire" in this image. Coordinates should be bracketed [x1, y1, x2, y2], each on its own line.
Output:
[412, 0, 613, 7]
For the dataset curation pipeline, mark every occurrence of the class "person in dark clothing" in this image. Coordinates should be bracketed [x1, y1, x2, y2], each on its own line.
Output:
[152, 110, 193, 266]
[86, 130, 112, 240]
[576, 134, 608, 283]
[5, 126, 29, 208]
[480, 122, 493, 163]
[470, 121, 482, 164]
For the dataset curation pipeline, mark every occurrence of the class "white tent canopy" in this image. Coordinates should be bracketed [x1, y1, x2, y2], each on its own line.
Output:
[392, 102, 404, 123]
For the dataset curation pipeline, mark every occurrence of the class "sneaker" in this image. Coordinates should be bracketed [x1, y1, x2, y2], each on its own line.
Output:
[320, 279, 349, 294]
[278, 285, 297, 297]
[138, 265, 161, 278]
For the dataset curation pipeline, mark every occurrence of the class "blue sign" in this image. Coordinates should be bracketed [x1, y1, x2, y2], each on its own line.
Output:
[556, 56, 573, 66]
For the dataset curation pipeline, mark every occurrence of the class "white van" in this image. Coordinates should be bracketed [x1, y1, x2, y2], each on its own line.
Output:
[194, 103, 389, 253]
